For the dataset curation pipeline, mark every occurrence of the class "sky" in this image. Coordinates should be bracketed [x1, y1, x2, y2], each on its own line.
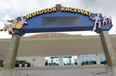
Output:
[0, 0, 116, 38]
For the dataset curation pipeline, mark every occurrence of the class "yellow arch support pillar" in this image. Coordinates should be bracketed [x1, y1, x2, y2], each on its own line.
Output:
[100, 31, 116, 66]
[4, 34, 20, 69]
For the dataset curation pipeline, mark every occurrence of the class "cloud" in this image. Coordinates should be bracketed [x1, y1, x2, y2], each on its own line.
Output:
[0, 21, 4, 29]
[109, 16, 116, 34]
[2, 15, 10, 20]
[0, 32, 11, 39]
[78, 0, 116, 14]
[0, 0, 80, 18]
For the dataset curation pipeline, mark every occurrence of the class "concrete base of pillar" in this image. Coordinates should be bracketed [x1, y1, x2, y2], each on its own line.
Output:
[106, 66, 116, 76]
[112, 66, 116, 76]
[1, 69, 15, 76]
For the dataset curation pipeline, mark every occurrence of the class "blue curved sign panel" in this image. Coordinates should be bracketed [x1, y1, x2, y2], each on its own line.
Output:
[0, 4, 112, 36]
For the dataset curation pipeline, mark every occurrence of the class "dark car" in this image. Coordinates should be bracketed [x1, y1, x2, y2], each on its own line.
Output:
[15, 60, 31, 67]
[0, 60, 4, 67]
[15, 61, 21, 67]
[100, 60, 107, 65]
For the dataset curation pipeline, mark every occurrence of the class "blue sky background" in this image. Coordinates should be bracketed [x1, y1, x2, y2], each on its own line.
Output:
[0, 0, 116, 38]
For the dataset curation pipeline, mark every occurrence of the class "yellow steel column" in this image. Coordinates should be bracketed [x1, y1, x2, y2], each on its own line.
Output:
[4, 34, 20, 69]
[100, 31, 116, 66]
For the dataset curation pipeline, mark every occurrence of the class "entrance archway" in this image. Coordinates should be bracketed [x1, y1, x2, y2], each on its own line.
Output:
[1, 4, 116, 69]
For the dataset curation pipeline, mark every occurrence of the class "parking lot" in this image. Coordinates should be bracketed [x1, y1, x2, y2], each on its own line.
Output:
[0, 65, 108, 76]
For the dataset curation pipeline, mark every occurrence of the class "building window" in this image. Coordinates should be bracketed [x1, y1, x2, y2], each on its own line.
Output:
[63, 56, 77, 66]
[99, 54, 107, 65]
[80, 55, 96, 66]
[45, 57, 59, 66]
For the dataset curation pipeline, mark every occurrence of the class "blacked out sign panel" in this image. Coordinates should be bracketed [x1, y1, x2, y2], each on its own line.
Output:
[42, 16, 80, 26]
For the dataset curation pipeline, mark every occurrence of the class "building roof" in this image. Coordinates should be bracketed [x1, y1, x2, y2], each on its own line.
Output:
[25, 33, 81, 38]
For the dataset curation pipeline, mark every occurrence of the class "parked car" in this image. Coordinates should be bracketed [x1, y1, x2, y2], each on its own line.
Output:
[15, 60, 31, 67]
[0, 60, 4, 67]
[100, 60, 107, 65]
[0, 60, 31, 68]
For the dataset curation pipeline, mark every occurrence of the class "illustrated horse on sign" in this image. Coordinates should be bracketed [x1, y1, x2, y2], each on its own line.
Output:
[0, 17, 27, 34]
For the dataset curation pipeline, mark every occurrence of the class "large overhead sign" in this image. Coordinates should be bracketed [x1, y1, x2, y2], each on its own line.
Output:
[0, 4, 113, 36]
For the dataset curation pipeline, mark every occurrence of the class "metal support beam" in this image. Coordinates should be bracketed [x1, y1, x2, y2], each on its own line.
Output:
[100, 31, 116, 66]
[4, 34, 20, 69]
